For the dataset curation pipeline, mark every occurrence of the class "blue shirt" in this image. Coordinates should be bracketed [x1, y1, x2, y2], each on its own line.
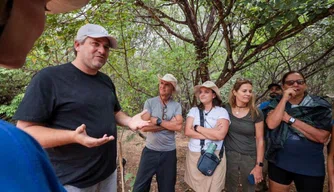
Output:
[0, 120, 65, 191]
[259, 101, 270, 110]
[275, 95, 328, 176]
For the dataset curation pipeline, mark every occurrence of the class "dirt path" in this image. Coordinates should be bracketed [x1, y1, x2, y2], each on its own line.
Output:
[117, 129, 329, 192]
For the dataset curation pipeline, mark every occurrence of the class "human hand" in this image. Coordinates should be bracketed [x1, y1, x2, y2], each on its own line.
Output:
[250, 165, 263, 184]
[128, 109, 150, 131]
[73, 124, 114, 148]
[283, 88, 296, 101]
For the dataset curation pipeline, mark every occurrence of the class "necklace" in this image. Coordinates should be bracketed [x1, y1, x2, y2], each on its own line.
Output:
[235, 105, 247, 115]
[236, 105, 247, 108]
[204, 107, 213, 116]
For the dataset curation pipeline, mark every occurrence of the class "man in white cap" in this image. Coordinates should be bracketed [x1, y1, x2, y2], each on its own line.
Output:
[133, 74, 183, 192]
[13, 24, 149, 191]
[0, 0, 89, 68]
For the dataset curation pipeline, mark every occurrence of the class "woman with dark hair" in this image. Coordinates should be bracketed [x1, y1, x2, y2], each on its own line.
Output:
[266, 71, 332, 192]
[224, 78, 265, 192]
[184, 81, 230, 192]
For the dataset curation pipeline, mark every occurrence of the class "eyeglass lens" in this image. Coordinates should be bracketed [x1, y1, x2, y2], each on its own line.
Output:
[162, 106, 167, 120]
[284, 79, 305, 86]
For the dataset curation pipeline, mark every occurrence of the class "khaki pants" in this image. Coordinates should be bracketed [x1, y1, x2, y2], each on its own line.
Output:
[184, 150, 226, 192]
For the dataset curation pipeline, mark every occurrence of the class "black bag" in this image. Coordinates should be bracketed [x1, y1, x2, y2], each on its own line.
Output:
[196, 109, 224, 176]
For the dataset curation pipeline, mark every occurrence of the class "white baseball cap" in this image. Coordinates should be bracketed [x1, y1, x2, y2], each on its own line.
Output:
[75, 24, 117, 48]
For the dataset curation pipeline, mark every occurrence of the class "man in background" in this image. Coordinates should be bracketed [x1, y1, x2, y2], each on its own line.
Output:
[257, 83, 282, 192]
[133, 74, 183, 192]
[259, 83, 283, 110]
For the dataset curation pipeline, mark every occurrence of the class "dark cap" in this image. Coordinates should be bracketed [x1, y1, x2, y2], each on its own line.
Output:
[268, 83, 282, 90]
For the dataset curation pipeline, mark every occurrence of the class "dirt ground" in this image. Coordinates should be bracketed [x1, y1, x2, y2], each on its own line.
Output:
[117, 129, 329, 192]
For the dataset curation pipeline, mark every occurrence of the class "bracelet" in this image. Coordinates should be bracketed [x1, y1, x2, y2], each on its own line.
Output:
[194, 125, 199, 132]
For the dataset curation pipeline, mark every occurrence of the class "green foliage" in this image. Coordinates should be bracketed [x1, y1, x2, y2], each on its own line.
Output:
[125, 132, 136, 142]
[124, 172, 136, 191]
[1, 0, 333, 119]
[0, 93, 24, 118]
[0, 68, 31, 119]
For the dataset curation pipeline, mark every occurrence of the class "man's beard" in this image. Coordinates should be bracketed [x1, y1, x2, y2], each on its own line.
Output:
[269, 93, 279, 98]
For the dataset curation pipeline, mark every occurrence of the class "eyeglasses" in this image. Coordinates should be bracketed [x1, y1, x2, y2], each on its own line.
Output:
[236, 78, 252, 84]
[162, 105, 167, 120]
[284, 79, 305, 86]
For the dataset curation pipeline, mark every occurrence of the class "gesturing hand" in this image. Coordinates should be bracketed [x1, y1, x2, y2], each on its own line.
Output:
[73, 124, 114, 148]
[128, 109, 150, 131]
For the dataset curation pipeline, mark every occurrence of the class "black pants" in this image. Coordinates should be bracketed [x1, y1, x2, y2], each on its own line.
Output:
[268, 162, 324, 192]
[133, 147, 177, 192]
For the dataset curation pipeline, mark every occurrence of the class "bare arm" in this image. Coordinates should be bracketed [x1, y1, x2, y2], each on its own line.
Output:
[184, 116, 206, 140]
[139, 112, 164, 132]
[16, 120, 114, 148]
[150, 115, 183, 132]
[266, 88, 329, 143]
[266, 88, 295, 129]
[141, 124, 165, 132]
[196, 118, 229, 141]
[328, 128, 334, 192]
[282, 112, 330, 143]
[250, 121, 265, 184]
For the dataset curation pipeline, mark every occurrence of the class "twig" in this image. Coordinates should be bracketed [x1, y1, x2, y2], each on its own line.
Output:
[118, 130, 125, 192]
[137, 131, 147, 140]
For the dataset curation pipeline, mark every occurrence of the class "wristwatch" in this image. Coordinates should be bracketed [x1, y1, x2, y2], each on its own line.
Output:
[194, 125, 199, 132]
[156, 117, 162, 126]
[288, 117, 296, 125]
[257, 162, 264, 167]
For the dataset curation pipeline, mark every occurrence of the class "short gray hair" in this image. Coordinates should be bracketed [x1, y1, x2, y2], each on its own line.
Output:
[73, 36, 88, 56]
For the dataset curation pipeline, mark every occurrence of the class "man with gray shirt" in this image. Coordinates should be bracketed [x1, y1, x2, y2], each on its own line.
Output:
[133, 74, 183, 192]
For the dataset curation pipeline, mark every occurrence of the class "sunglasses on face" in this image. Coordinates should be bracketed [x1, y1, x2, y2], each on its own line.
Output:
[284, 79, 305, 86]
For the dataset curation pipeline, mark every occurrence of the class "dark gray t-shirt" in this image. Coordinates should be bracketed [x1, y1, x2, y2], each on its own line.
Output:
[224, 104, 264, 156]
[144, 96, 182, 151]
[13, 63, 121, 188]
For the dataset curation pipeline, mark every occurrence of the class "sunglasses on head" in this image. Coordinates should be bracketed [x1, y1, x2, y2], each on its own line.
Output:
[284, 79, 305, 86]
[236, 78, 252, 83]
